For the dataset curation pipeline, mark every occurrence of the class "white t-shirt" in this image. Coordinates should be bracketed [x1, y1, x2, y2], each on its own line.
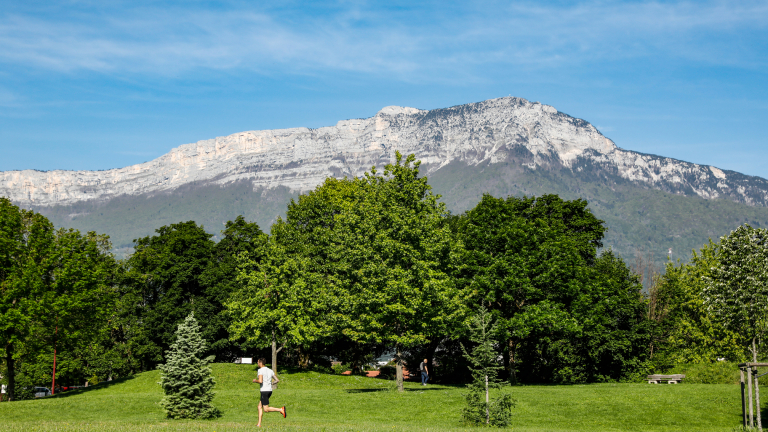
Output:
[258, 367, 275, 391]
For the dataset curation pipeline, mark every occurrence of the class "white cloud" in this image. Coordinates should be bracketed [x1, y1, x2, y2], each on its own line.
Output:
[0, 1, 766, 80]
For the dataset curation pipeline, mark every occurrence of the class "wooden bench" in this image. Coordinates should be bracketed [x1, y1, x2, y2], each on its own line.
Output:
[647, 374, 685, 384]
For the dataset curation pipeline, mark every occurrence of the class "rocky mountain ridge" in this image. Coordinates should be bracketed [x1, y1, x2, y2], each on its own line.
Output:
[2, 97, 767, 208]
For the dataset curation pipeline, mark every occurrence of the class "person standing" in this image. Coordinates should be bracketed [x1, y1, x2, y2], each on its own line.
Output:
[420, 358, 429, 386]
[256, 358, 286, 427]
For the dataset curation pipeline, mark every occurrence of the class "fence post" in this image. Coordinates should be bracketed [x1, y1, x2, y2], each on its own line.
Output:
[749, 366, 755, 427]
[757, 368, 763, 431]
[743, 368, 748, 427]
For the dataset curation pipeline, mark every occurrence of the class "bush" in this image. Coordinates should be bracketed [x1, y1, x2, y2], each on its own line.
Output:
[13, 373, 36, 401]
[664, 362, 741, 384]
[378, 366, 396, 380]
[331, 363, 349, 375]
[311, 364, 333, 374]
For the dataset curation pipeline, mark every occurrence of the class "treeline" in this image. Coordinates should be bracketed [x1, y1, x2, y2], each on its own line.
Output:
[1, 153, 762, 400]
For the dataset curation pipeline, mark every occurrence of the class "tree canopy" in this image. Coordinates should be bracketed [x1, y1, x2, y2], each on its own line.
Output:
[6, 153, 755, 400]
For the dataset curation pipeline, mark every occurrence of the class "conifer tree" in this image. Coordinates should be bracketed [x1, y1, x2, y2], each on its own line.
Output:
[461, 307, 514, 427]
[158, 313, 220, 419]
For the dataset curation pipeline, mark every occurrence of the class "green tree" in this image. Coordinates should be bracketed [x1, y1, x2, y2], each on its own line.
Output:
[455, 194, 649, 383]
[125, 221, 216, 362]
[461, 307, 514, 427]
[650, 241, 745, 366]
[1, 198, 118, 398]
[44, 229, 117, 392]
[234, 153, 463, 389]
[228, 237, 333, 372]
[454, 194, 603, 380]
[0, 199, 56, 400]
[158, 313, 219, 419]
[334, 153, 462, 391]
[704, 224, 768, 362]
[200, 216, 267, 361]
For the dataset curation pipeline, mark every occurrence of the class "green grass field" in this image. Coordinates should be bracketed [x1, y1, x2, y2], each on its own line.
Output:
[0, 364, 755, 431]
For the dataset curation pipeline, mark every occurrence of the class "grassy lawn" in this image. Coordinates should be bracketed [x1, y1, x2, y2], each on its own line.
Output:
[0, 363, 752, 431]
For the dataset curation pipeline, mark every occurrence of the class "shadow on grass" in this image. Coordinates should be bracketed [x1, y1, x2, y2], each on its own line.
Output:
[405, 387, 447, 392]
[345, 387, 453, 393]
[50, 375, 138, 399]
[346, 388, 388, 393]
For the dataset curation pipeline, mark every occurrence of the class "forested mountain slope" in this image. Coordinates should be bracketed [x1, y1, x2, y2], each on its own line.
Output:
[2, 96, 765, 262]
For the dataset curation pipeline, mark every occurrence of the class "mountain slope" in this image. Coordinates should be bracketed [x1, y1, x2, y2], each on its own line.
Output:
[3, 96, 767, 263]
[3, 97, 767, 208]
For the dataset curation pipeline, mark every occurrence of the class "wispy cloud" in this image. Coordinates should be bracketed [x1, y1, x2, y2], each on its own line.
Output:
[0, 1, 766, 80]
[0, 86, 20, 107]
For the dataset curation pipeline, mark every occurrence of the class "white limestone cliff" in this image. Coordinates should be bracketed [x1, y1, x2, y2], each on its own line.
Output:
[1, 97, 766, 207]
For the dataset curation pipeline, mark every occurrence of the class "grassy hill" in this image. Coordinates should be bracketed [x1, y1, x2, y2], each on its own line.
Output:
[0, 363, 750, 431]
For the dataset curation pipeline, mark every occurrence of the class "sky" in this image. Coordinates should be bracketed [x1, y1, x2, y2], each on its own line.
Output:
[1, 0, 767, 178]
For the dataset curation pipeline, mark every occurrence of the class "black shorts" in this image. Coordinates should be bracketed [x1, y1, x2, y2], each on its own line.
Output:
[260, 391, 272, 406]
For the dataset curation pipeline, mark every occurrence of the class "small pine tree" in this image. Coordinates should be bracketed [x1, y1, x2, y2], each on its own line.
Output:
[158, 313, 220, 419]
[461, 307, 514, 427]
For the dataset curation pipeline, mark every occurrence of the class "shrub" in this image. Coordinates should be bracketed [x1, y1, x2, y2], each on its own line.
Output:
[665, 362, 741, 384]
[378, 365, 396, 380]
[331, 363, 349, 375]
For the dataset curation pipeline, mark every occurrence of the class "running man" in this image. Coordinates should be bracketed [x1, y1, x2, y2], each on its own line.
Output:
[256, 358, 286, 427]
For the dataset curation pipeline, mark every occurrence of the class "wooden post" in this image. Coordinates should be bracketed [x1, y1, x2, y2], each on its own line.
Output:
[756, 368, 763, 431]
[749, 366, 755, 427]
[743, 368, 748, 427]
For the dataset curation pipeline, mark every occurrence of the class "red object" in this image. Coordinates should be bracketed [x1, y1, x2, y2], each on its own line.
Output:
[51, 325, 58, 396]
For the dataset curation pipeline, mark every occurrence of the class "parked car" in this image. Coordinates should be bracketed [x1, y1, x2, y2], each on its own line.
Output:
[34, 387, 51, 398]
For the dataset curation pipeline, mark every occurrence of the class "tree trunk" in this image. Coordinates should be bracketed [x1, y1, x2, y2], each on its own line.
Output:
[297, 346, 310, 369]
[502, 342, 510, 379]
[396, 344, 404, 392]
[508, 339, 517, 384]
[5, 344, 14, 402]
[271, 331, 283, 374]
[51, 344, 57, 395]
[427, 340, 439, 381]
[485, 373, 490, 425]
[754, 337, 759, 363]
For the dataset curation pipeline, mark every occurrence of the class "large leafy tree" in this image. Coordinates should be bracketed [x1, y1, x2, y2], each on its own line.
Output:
[332, 153, 462, 391]
[704, 224, 768, 362]
[455, 193, 648, 383]
[454, 194, 604, 380]
[227, 237, 332, 372]
[557, 251, 650, 383]
[1, 198, 117, 399]
[125, 221, 216, 362]
[200, 216, 267, 361]
[231, 153, 463, 389]
[41, 229, 117, 392]
[0, 198, 46, 401]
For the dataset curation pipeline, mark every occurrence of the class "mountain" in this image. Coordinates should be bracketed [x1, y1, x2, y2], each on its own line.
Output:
[2, 97, 767, 263]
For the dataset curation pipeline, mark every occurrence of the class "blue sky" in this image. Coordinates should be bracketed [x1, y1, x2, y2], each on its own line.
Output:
[1, 0, 767, 178]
